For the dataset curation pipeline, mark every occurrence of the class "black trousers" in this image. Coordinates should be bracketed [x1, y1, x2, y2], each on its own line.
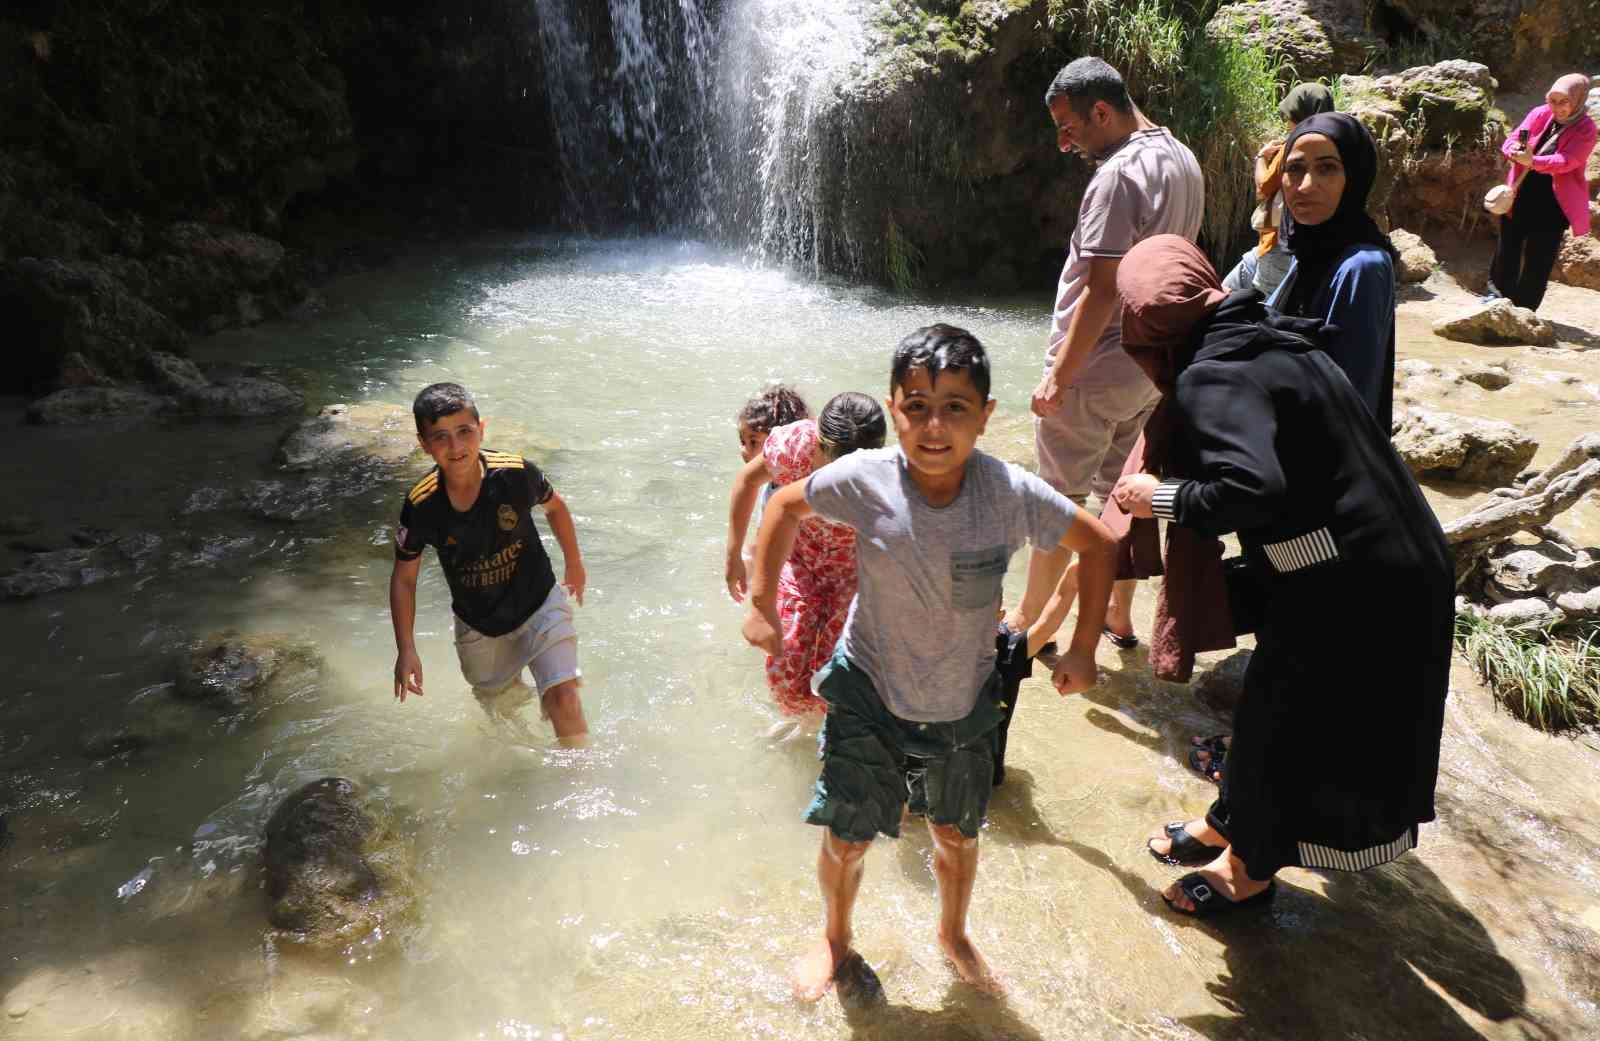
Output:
[1490, 210, 1567, 312]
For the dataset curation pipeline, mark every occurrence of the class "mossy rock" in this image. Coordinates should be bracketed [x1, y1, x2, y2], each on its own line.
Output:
[173, 629, 321, 713]
[1204, 0, 1379, 83]
[263, 778, 417, 951]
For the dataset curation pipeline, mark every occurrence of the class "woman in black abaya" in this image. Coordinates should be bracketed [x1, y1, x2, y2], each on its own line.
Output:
[1112, 235, 1453, 915]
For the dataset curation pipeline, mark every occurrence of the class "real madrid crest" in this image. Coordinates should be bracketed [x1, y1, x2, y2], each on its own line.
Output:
[497, 504, 519, 532]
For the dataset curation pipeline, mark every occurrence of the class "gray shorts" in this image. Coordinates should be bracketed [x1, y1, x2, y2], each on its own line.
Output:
[453, 584, 580, 697]
[1034, 381, 1158, 506]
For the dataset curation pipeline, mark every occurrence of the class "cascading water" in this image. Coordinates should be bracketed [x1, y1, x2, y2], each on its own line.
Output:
[712, 0, 869, 274]
[532, 0, 720, 229]
[530, 0, 870, 271]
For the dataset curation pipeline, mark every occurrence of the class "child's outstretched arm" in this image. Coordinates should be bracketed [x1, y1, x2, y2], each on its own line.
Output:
[390, 555, 425, 701]
[724, 454, 773, 602]
[742, 482, 812, 656]
[540, 490, 586, 606]
[1045, 508, 1117, 696]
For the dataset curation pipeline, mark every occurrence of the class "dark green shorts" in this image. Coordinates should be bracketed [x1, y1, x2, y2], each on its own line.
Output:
[804, 649, 1004, 842]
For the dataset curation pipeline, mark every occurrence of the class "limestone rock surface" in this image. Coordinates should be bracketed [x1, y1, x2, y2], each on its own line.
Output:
[1204, 0, 1379, 83]
[1432, 299, 1555, 347]
[1392, 407, 1539, 485]
[1389, 228, 1438, 283]
[1552, 232, 1600, 292]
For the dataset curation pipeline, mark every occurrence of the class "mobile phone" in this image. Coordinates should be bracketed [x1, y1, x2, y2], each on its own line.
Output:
[1518, 128, 1529, 146]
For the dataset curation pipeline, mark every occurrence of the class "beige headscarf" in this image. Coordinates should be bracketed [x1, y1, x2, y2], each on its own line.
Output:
[1550, 73, 1592, 121]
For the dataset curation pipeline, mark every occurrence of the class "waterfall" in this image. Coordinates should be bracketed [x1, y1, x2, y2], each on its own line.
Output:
[712, 0, 869, 274]
[530, 0, 871, 271]
[532, 0, 719, 229]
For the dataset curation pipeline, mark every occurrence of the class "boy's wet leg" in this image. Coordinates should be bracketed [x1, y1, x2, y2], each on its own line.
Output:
[929, 821, 1005, 996]
[1006, 544, 1073, 631]
[541, 678, 589, 748]
[794, 830, 871, 1002]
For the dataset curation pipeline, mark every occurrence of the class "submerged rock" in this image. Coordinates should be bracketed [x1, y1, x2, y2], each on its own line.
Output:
[80, 690, 196, 760]
[1432, 299, 1555, 347]
[25, 386, 175, 424]
[0, 532, 162, 600]
[275, 403, 425, 473]
[1392, 407, 1539, 486]
[1389, 228, 1438, 283]
[263, 777, 415, 949]
[174, 630, 320, 712]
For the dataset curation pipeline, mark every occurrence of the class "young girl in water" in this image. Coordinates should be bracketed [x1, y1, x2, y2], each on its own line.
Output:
[725, 392, 887, 717]
[735, 385, 810, 541]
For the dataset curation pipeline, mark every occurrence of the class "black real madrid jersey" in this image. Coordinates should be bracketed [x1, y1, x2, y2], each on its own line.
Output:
[395, 450, 557, 636]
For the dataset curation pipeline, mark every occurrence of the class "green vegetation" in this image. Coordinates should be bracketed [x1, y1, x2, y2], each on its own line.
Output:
[1049, 0, 1285, 266]
[1455, 613, 1600, 732]
[884, 214, 926, 293]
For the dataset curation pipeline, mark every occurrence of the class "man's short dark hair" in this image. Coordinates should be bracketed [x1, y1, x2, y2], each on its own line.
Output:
[891, 324, 991, 400]
[413, 382, 479, 432]
[1044, 57, 1132, 117]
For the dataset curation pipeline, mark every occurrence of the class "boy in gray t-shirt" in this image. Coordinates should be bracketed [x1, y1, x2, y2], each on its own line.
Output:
[742, 325, 1117, 1001]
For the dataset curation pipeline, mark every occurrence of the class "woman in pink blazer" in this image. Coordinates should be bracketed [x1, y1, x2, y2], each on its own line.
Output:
[1488, 73, 1596, 311]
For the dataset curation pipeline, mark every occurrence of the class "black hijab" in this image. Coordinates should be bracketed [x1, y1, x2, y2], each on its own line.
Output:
[1278, 112, 1397, 317]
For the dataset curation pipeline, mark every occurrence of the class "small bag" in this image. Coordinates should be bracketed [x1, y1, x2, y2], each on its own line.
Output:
[1223, 555, 1268, 637]
[1484, 167, 1528, 215]
[1249, 192, 1283, 233]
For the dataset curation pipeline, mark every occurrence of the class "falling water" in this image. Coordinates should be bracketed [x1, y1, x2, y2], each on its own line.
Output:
[532, 0, 720, 229]
[712, 0, 870, 274]
[530, 0, 870, 269]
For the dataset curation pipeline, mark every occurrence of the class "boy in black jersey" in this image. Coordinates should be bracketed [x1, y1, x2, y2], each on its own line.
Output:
[390, 383, 590, 746]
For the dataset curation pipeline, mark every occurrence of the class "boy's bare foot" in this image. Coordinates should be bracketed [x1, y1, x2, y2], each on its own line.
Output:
[791, 935, 853, 1002]
[939, 931, 1006, 996]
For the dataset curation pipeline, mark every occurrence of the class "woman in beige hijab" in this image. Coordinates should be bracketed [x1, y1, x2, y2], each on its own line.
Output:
[1487, 73, 1595, 311]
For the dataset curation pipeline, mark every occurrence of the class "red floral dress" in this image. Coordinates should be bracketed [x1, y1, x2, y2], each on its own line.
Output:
[763, 420, 858, 716]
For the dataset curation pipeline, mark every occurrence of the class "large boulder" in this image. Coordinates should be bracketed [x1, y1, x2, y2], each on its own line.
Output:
[1342, 63, 1504, 233]
[1193, 649, 1253, 713]
[0, 258, 186, 394]
[1552, 232, 1600, 291]
[1389, 228, 1438, 283]
[1431, 299, 1555, 347]
[1392, 407, 1539, 485]
[174, 630, 320, 713]
[1204, 0, 1379, 83]
[263, 778, 416, 949]
[24, 386, 174, 424]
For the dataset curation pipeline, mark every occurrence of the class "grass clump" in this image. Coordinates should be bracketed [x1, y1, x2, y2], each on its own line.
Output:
[885, 215, 925, 293]
[1455, 614, 1600, 732]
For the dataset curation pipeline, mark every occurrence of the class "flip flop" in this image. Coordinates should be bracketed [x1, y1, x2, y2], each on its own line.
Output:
[1147, 822, 1225, 866]
[1102, 627, 1139, 649]
[1162, 872, 1276, 917]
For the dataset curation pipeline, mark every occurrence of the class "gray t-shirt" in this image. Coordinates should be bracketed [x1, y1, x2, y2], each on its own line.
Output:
[1049, 126, 1205, 393]
[804, 447, 1078, 723]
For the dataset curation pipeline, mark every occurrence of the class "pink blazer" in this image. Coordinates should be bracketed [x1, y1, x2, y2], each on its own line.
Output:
[1503, 105, 1597, 237]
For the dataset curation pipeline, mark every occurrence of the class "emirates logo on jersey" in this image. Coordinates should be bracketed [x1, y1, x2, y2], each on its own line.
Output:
[497, 504, 518, 532]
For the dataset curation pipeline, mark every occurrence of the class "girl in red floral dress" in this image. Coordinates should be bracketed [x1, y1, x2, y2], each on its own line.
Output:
[725, 393, 887, 716]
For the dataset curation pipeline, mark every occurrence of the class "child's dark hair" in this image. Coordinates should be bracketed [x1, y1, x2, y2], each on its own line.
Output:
[891, 324, 991, 400]
[413, 382, 479, 432]
[817, 392, 887, 462]
[737, 384, 810, 434]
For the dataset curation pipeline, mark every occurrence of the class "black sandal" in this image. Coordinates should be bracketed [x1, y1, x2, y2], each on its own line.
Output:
[1162, 872, 1276, 917]
[1102, 627, 1139, 649]
[1147, 821, 1225, 866]
[1186, 734, 1228, 782]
